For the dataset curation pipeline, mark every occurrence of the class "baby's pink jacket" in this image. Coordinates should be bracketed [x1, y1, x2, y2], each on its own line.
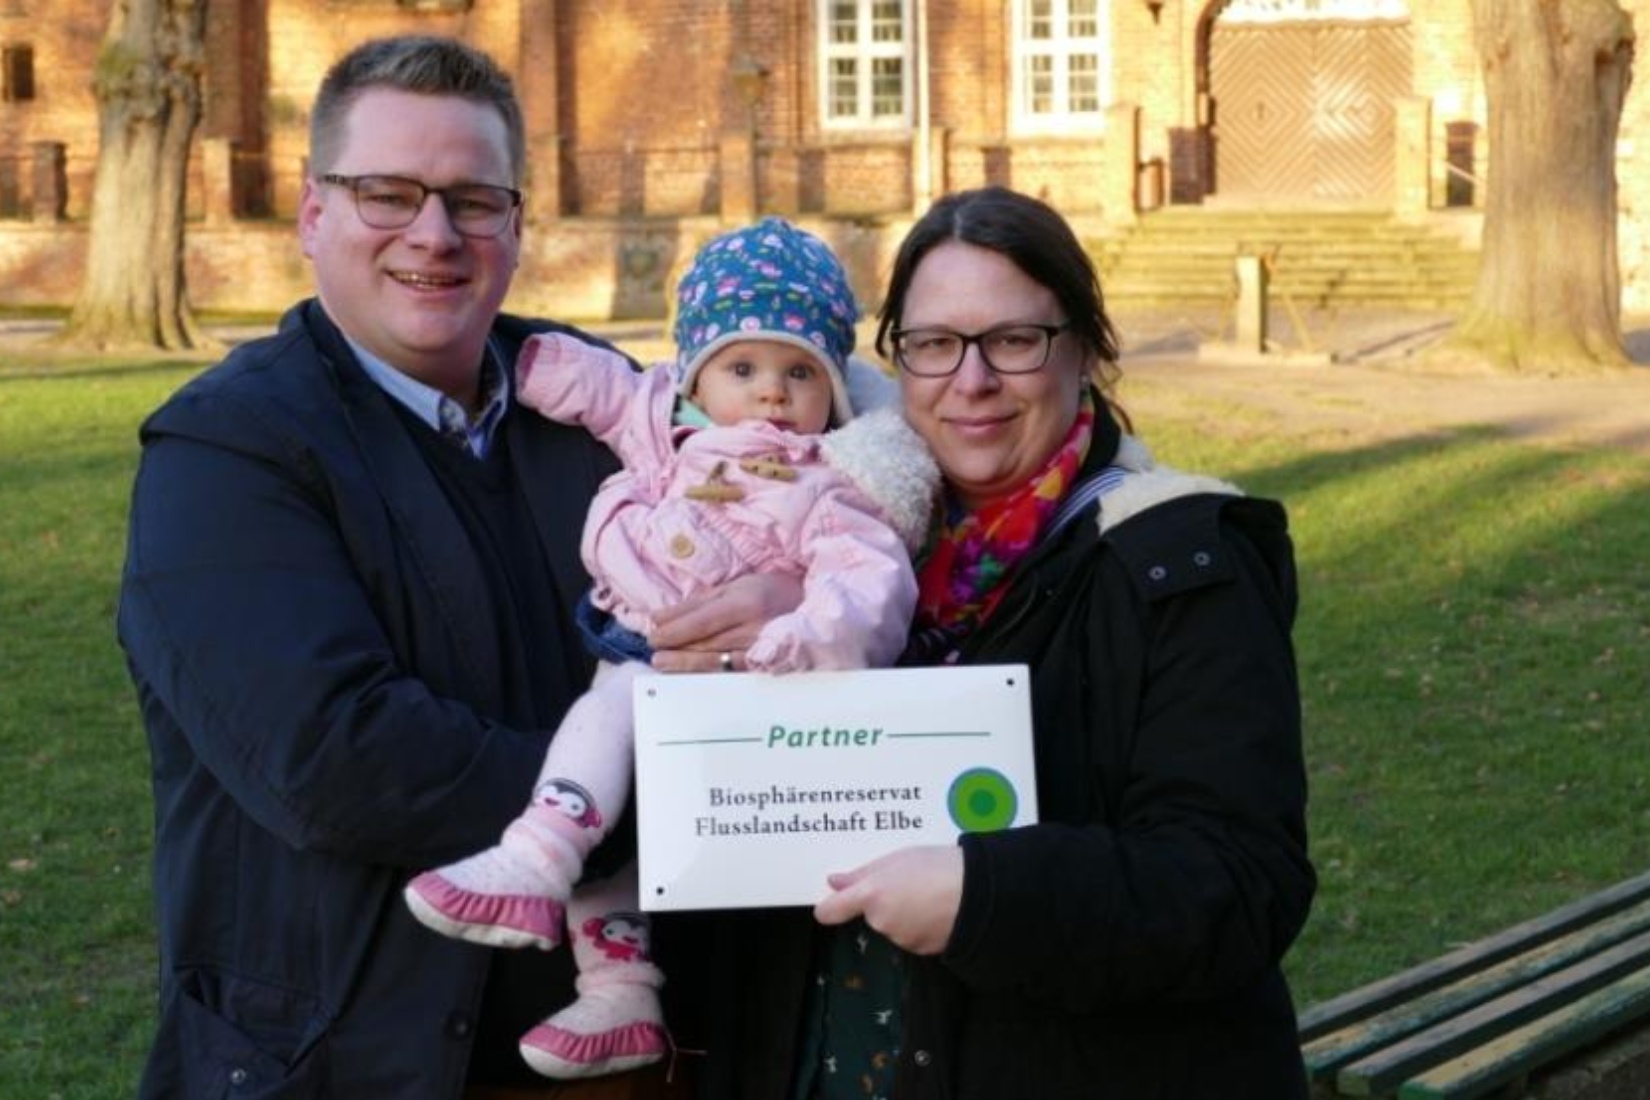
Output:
[515, 334, 918, 673]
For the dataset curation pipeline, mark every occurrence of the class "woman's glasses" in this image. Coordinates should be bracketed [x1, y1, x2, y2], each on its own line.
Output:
[891, 322, 1070, 377]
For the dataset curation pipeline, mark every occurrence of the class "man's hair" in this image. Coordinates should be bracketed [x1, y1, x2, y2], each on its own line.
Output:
[309, 35, 525, 182]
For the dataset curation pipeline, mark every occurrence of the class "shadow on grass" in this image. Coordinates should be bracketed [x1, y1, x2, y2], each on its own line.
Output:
[1189, 427, 1650, 1003]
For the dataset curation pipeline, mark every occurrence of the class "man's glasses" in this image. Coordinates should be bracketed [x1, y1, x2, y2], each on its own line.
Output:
[891, 322, 1071, 377]
[319, 173, 522, 239]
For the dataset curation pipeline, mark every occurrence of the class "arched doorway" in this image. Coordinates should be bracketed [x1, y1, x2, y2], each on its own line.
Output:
[1199, 0, 1412, 205]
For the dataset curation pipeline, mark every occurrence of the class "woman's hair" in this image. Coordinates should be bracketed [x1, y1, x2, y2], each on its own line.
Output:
[875, 186, 1122, 397]
[309, 36, 526, 184]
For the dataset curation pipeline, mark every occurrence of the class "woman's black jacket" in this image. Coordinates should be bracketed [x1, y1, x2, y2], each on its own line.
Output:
[668, 415, 1315, 1100]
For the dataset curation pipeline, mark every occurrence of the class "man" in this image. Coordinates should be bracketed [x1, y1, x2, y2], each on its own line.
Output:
[119, 35, 748, 1098]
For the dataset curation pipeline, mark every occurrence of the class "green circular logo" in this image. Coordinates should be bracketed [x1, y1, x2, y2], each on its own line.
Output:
[947, 768, 1019, 833]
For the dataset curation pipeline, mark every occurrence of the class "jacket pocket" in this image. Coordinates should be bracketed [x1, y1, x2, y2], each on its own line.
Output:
[171, 967, 332, 1098]
[648, 499, 743, 589]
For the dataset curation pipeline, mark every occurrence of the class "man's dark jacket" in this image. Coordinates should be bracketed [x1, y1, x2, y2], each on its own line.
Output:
[119, 302, 618, 1098]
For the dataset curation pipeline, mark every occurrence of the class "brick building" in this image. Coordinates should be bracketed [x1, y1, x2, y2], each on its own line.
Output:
[0, 0, 1646, 317]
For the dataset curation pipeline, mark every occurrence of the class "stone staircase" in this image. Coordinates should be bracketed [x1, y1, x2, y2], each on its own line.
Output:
[1085, 209, 1481, 311]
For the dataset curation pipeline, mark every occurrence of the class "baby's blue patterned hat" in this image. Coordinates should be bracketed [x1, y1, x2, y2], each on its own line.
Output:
[674, 217, 859, 424]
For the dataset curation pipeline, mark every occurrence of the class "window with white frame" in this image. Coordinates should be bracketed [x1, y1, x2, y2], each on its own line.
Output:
[818, 0, 910, 129]
[1013, 0, 1110, 132]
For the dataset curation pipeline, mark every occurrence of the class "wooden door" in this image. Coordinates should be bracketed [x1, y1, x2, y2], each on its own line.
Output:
[1209, 21, 1412, 203]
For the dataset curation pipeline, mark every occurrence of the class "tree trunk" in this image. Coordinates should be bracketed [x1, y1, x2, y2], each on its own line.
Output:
[1450, 0, 1635, 373]
[59, 0, 211, 353]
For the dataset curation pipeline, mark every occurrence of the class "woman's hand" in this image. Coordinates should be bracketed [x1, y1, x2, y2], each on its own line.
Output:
[813, 844, 964, 956]
[647, 572, 803, 673]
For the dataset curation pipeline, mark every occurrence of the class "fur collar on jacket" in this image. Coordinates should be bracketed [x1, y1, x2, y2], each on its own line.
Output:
[1097, 433, 1243, 536]
[818, 357, 940, 553]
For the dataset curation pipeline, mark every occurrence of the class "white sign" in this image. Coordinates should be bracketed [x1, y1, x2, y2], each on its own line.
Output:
[633, 664, 1036, 912]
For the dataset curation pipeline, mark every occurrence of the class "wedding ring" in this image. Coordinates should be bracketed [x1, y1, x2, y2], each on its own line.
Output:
[719, 651, 735, 672]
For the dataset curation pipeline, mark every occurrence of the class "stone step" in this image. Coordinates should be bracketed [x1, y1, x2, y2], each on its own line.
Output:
[1097, 252, 1480, 273]
[1092, 234, 1478, 257]
[1095, 225, 1455, 244]
[1100, 260, 1480, 283]
[1105, 282, 1474, 300]
[1085, 210, 1479, 310]
[1098, 208, 1421, 228]
[1102, 267, 1476, 284]
[1105, 275, 1477, 305]
[1108, 290, 1469, 310]
[1102, 276, 1476, 295]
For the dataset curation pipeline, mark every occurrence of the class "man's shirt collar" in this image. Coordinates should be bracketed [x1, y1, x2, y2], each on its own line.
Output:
[348, 337, 511, 458]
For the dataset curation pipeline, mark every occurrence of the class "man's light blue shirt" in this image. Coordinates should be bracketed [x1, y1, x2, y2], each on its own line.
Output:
[348, 336, 510, 458]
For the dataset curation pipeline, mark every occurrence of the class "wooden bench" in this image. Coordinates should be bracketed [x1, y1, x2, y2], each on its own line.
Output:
[1299, 870, 1650, 1099]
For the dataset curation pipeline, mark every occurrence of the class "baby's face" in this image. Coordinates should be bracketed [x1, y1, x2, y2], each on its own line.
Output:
[691, 340, 834, 435]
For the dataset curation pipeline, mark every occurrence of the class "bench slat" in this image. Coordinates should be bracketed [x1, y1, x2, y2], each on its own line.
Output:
[1333, 928, 1650, 1096]
[1303, 898, 1650, 1078]
[1395, 966, 1650, 1100]
[1298, 869, 1650, 1042]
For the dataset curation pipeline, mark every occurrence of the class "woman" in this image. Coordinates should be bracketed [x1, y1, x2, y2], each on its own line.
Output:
[678, 187, 1314, 1099]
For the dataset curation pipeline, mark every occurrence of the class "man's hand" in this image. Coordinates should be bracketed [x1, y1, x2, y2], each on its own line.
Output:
[647, 573, 804, 672]
[813, 845, 964, 956]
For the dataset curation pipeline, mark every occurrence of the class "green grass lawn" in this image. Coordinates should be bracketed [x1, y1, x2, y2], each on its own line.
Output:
[1, 356, 204, 1099]
[2, 350, 1648, 1096]
[1123, 379, 1650, 1008]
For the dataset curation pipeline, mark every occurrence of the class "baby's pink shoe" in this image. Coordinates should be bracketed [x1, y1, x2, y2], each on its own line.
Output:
[518, 980, 668, 1079]
[403, 805, 581, 949]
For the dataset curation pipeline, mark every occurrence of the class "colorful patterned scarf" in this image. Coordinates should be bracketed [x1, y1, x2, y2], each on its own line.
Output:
[915, 389, 1096, 633]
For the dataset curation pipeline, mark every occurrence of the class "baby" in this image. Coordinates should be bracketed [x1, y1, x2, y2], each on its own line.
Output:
[404, 218, 937, 1080]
